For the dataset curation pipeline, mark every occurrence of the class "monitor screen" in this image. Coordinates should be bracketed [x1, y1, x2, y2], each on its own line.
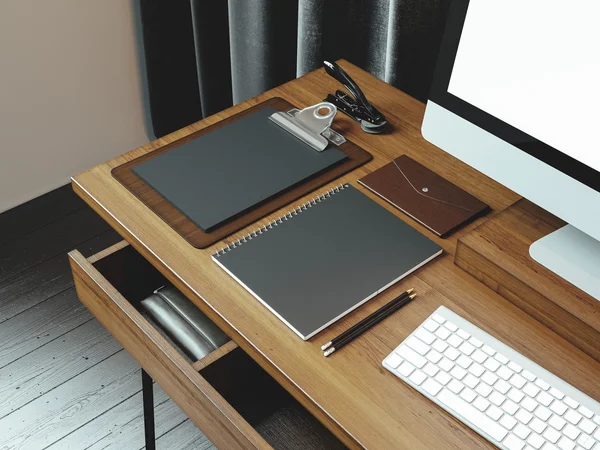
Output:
[429, 0, 600, 192]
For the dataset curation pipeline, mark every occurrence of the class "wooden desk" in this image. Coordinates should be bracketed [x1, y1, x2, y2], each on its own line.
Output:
[68, 60, 600, 449]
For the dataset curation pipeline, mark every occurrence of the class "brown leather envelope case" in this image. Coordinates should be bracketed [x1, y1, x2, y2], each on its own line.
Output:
[358, 155, 490, 237]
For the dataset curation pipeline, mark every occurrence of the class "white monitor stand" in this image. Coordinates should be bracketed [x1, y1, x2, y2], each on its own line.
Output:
[530, 225, 600, 301]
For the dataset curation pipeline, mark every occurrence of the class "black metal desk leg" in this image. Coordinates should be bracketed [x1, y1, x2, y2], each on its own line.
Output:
[141, 369, 156, 450]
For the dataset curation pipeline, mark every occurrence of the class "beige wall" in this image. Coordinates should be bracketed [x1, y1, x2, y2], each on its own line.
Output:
[0, 0, 151, 213]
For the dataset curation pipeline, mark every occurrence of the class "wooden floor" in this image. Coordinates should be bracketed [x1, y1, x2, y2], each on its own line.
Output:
[0, 186, 214, 450]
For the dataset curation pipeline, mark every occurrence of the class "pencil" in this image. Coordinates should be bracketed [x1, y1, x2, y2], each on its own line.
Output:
[321, 288, 414, 351]
[324, 293, 417, 357]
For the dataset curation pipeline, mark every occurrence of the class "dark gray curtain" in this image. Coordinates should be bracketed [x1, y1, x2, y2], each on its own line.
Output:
[140, 0, 450, 138]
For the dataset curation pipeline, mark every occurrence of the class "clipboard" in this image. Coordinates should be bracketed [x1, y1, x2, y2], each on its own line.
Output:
[112, 97, 372, 249]
[358, 155, 490, 237]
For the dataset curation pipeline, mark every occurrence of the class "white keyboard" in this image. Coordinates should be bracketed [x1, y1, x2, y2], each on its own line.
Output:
[383, 306, 600, 450]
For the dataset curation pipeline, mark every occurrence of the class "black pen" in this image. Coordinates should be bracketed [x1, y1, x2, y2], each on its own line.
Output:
[324, 293, 417, 357]
[321, 288, 415, 352]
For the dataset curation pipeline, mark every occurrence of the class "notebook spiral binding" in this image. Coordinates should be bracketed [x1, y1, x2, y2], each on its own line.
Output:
[214, 183, 349, 257]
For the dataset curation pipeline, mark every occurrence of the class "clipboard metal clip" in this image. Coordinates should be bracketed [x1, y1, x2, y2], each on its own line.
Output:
[269, 102, 346, 152]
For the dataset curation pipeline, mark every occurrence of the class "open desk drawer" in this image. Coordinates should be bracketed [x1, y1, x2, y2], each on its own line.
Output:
[68, 242, 344, 450]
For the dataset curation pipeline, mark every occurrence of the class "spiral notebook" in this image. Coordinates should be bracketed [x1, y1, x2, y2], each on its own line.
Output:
[212, 184, 442, 340]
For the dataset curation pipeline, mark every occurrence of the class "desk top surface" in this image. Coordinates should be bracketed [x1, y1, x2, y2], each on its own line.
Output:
[72, 60, 600, 449]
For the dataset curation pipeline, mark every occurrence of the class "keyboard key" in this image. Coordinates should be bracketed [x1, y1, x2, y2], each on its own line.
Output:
[432, 339, 448, 353]
[437, 389, 508, 442]
[523, 383, 541, 398]
[398, 361, 415, 377]
[564, 397, 579, 409]
[565, 409, 582, 425]
[495, 379, 511, 394]
[579, 418, 596, 434]
[484, 358, 501, 372]
[509, 374, 527, 389]
[507, 388, 525, 404]
[557, 436, 576, 450]
[444, 347, 460, 361]
[469, 336, 483, 348]
[415, 328, 436, 345]
[521, 397, 538, 412]
[447, 335, 463, 348]
[578, 434, 596, 450]
[595, 428, 600, 440]
[426, 349, 443, 364]
[534, 406, 552, 421]
[521, 370, 536, 382]
[529, 418, 547, 434]
[423, 319, 439, 332]
[549, 387, 565, 400]
[456, 355, 472, 369]
[422, 378, 443, 396]
[482, 345, 496, 356]
[472, 349, 487, 364]
[386, 353, 403, 368]
[431, 339, 448, 353]
[444, 321, 458, 332]
[514, 423, 531, 439]
[526, 432, 545, 449]
[409, 370, 427, 385]
[549, 414, 567, 430]
[507, 361, 522, 373]
[537, 391, 554, 407]
[550, 400, 568, 416]
[495, 353, 509, 364]
[439, 357, 454, 372]
[486, 405, 503, 421]
[516, 409, 533, 425]
[432, 313, 445, 324]
[497, 366, 514, 380]
[500, 414, 517, 430]
[460, 387, 477, 403]
[473, 396, 490, 412]
[459, 342, 475, 356]
[407, 337, 430, 356]
[579, 405, 594, 419]
[435, 327, 451, 340]
[502, 400, 519, 415]
[423, 362, 439, 377]
[481, 373, 498, 389]
[468, 363, 485, 377]
[457, 329, 470, 339]
[450, 366, 467, 380]
[434, 371, 451, 386]
[489, 391, 506, 406]
[593, 415, 600, 426]
[398, 346, 427, 368]
[563, 424, 581, 440]
[534, 379, 550, 391]
[448, 379, 464, 394]
[463, 374, 480, 389]
[503, 434, 525, 450]
[476, 382, 493, 398]
[543, 426, 562, 443]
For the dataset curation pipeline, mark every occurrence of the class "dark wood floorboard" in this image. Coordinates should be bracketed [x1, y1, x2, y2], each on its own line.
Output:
[0, 319, 122, 419]
[0, 350, 141, 449]
[0, 207, 111, 284]
[0, 185, 85, 248]
[0, 288, 91, 369]
[48, 383, 197, 450]
[155, 419, 213, 450]
[0, 229, 121, 324]
[0, 186, 207, 449]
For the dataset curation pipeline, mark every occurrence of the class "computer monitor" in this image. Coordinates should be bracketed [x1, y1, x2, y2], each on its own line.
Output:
[422, 0, 600, 299]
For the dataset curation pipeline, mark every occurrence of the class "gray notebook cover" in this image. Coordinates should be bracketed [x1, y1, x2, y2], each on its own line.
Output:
[212, 185, 443, 340]
[133, 107, 348, 232]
